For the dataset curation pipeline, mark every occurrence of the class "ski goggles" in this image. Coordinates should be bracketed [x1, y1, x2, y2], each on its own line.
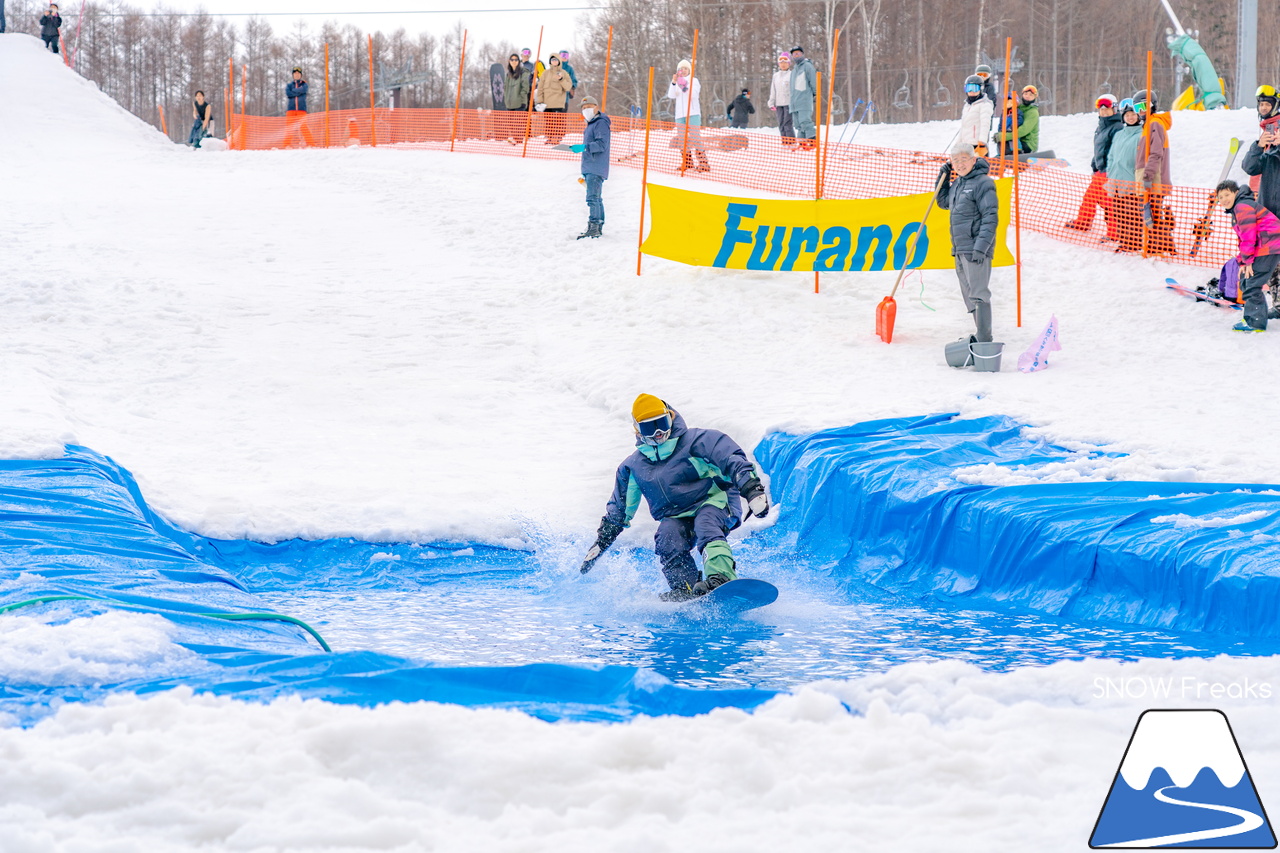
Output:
[1096, 95, 1117, 109]
[1118, 98, 1134, 111]
[635, 413, 674, 445]
[1132, 100, 1148, 113]
[1258, 85, 1277, 98]
[965, 84, 982, 95]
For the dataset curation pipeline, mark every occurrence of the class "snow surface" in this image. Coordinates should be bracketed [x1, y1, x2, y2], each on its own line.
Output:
[2, 34, 1280, 851]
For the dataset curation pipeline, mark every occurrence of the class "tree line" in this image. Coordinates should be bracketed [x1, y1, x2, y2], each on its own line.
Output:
[6, 0, 1280, 141]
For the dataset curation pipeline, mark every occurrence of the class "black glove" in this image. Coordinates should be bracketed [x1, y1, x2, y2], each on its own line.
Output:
[742, 477, 771, 519]
[939, 162, 952, 181]
[581, 517, 624, 573]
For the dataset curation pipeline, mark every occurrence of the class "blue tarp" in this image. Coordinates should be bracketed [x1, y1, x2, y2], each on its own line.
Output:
[755, 413, 1280, 638]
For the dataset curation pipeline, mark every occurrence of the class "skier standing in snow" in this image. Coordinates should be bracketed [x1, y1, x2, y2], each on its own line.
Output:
[39, 4, 60, 53]
[667, 59, 709, 172]
[1105, 99, 1146, 253]
[535, 54, 572, 144]
[580, 395, 771, 601]
[959, 74, 993, 156]
[768, 53, 794, 146]
[1133, 89, 1174, 255]
[1066, 95, 1124, 238]
[1242, 85, 1280, 220]
[188, 91, 212, 148]
[788, 46, 818, 150]
[937, 142, 1000, 344]
[502, 54, 532, 143]
[1215, 179, 1280, 332]
[571, 94, 610, 239]
[728, 88, 755, 128]
[286, 67, 308, 112]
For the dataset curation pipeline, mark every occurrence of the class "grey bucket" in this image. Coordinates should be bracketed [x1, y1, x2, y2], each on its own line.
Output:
[944, 337, 974, 368]
[970, 341, 1004, 372]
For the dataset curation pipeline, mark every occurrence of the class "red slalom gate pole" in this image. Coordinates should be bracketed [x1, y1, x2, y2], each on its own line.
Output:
[450, 29, 467, 152]
[637, 67, 655, 277]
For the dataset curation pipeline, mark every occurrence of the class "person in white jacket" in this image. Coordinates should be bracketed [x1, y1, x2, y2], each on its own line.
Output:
[959, 74, 993, 156]
[767, 52, 794, 146]
[667, 59, 709, 172]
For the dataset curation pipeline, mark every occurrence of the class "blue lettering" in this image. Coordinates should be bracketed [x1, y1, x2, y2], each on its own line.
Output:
[814, 226, 852, 272]
[714, 203, 758, 267]
[850, 224, 893, 271]
[746, 225, 787, 270]
[781, 226, 819, 271]
[893, 223, 930, 269]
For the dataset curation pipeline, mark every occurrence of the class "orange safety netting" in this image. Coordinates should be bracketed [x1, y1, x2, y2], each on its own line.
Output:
[230, 107, 1237, 271]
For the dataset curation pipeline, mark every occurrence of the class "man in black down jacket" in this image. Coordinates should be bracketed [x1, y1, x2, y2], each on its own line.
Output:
[1243, 87, 1280, 221]
[39, 4, 61, 53]
[937, 142, 1000, 343]
[1066, 94, 1124, 237]
[727, 89, 755, 128]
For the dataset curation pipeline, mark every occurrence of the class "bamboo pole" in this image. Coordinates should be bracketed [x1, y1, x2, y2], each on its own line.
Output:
[637, 67, 655, 277]
[450, 29, 468, 152]
[521, 26, 544, 158]
[820, 29, 840, 199]
[679, 29, 699, 175]
[602, 26, 613, 112]
[368, 34, 377, 147]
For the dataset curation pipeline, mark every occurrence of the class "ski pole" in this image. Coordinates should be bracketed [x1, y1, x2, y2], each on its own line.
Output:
[845, 101, 875, 145]
[834, 98, 864, 147]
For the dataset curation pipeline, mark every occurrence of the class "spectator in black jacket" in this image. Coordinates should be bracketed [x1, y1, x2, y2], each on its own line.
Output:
[286, 67, 308, 112]
[1243, 85, 1280, 220]
[39, 4, 61, 53]
[727, 88, 755, 128]
[1066, 94, 1124, 238]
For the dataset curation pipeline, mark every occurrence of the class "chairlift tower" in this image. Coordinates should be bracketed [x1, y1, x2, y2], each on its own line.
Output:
[1237, 0, 1257, 104]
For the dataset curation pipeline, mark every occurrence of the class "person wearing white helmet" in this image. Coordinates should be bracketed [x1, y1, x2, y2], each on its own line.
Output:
[767, 52, 795, 146]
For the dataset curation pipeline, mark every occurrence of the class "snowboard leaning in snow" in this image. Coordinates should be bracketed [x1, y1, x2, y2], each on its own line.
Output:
[1166, 277, 1243, 310]
[489, 63, 505, 111]
[676, 578, 778, 613]
[667, 134, 749, 152]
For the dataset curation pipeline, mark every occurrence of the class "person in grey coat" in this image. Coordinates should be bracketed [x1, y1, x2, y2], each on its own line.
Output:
[936, 142, 1000, 343]
[788, 46, 817, 147]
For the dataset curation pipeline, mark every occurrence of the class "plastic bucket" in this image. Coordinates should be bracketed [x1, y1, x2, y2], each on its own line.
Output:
[945, 338, 974, 368]
[970, 341, 1004, 372]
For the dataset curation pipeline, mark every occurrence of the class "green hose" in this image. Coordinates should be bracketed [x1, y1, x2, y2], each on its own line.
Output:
[0, 595, 332, 653]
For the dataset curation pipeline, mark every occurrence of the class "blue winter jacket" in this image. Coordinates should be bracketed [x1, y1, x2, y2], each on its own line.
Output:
[581, 112, 611, 179]
[286, 80, 309, 112]
[603, 410, 756, 527]
[936, 156, 999, 258]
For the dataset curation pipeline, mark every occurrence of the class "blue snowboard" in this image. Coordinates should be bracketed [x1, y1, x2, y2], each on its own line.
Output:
[681, 578, 778, 613]
[1166, 277, 1243, 310]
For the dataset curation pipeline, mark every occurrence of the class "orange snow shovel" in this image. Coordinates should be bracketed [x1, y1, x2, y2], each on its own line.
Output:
[876, 169, 950, 343]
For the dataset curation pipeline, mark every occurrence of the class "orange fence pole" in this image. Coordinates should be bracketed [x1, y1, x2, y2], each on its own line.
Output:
[820, 29, 839, 199]
[602, 25, 613, 112]
[1000, 38, 1011, 176]
[324, 43, 331, 148]
[368, 34, 377, 147]
[522, 25, 545, 158]
[637, 67, 655, 277]
[450, 29, 468, 152]
[1012, 68, 1022, 327]
[158, 104, 167, 137]
[814, 71, 823, 294]
[228, 57, 234, 149]
[1142, 49, 1153, 257]
[240, 64, 246, 151]
[679, 29, 699, 176]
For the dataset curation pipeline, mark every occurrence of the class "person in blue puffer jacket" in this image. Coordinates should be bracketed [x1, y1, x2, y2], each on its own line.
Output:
[286, 67, 308, 112]
[580, 395, 771, 601]
[573, 94, 610, 239]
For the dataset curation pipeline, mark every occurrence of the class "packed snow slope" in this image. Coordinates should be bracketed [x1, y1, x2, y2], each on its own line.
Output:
[3, 36, 1280, 852]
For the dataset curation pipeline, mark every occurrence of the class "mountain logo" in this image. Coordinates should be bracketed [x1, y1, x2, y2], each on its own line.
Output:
[1090, 709, 1276, 848]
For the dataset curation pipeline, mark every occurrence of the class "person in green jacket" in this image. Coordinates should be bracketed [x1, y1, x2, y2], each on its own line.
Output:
[1016, 85, 1040, 153]
[501, 53, 532, 143]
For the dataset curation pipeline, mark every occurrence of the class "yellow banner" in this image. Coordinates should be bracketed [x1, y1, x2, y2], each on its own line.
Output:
[641, 181, 1015, 272]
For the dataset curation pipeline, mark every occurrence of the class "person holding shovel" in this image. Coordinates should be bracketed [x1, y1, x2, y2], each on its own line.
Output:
[936, 141, 1000, 344]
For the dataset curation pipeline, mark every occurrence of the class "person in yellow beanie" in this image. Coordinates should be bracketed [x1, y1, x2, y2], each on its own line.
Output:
[580, 394, 770, 601]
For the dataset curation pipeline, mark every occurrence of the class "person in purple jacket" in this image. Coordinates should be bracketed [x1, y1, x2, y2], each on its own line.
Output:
[580, 394, 771, 601]
[1216, 180, 1280, 331]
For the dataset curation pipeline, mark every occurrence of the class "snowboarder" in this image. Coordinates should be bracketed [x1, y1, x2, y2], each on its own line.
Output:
[520, 49, 544, 82]
[580, 395, 771, 601]
[286, 67, 308, 112]
[959, 74, 993, 156]
[1016, 85, 1040, 153]
[1066, 94, 1123, 237]
[39, 3, 60, 53]
[1134, 89, 1174, 256]
[558, 50, 577, 109]
[768, 53, 794, 146]
[937, 141, 1000, 344]
[667, 59, 708, 172]
[788, 46, 817, 149]
[502, 54, 532, 143]
[573, 94, 609, 239]
[1215, 180, 1279, 332]
[728, 88, 755, 129]
[188, 91, 212, 148]
[1104, 99, 1145, 253]
[1242, 85, 1280, 220]
[535, 54, 572, 144]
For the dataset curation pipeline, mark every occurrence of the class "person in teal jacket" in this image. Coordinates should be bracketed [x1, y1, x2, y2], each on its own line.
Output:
[1104, 100, 1145, 252]
[580, 395, 771, 601]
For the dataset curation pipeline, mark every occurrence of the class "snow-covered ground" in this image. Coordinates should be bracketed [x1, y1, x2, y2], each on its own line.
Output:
[3, 34, 1279, 851]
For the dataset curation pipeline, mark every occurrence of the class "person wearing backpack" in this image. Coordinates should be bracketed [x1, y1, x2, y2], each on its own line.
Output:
[1215, 180, 1280, 332]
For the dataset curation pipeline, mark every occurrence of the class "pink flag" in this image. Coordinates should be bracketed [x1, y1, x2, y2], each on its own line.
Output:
[1017, 315, 1061, 373]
